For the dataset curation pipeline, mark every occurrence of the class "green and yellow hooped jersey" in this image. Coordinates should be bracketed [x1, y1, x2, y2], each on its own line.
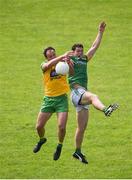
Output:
[68, 55, 88, 89]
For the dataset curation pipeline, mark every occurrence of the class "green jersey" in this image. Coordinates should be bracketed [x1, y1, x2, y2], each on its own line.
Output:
[68, 55, 88, 89]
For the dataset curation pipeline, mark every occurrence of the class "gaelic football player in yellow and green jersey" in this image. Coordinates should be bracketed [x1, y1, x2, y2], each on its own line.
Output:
[33, 47, 73, 161]
[68, 22, 118, 164]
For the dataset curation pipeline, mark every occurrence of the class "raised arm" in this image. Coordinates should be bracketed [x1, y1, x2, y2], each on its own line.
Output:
[86, 22, 106, 61]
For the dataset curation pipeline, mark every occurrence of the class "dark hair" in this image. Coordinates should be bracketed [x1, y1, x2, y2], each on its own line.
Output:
[71, 43, 84, 51]
[43, 47, 55, 58]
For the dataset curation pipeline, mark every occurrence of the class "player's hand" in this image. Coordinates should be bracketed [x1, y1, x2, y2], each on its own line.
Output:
[63, 51, 74, 58]
[99, 22, 106, 33]
[67, 59, 74, 66]
[62, 56, 74, 64]
[61, 56, 74, 67]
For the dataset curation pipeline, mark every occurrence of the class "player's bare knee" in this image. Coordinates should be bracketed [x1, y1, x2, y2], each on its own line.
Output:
[36, 123, 43, 131]
[85, 93, 94, 104]
[36, 124, 39, 131]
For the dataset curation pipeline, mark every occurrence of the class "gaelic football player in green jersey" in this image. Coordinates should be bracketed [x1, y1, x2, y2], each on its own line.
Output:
[68, 22, 118, 164]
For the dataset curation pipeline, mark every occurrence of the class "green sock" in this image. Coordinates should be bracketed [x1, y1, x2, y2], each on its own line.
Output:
[40, 137, 45, 142]
[58, 143, 63, 148]
[76, 148, 81, 153]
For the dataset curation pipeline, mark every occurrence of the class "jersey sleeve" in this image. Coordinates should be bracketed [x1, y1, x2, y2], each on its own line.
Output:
[84, 55, 89, 61]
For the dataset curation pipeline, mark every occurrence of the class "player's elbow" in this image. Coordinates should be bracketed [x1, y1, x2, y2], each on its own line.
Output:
[42, 64, 49, 72]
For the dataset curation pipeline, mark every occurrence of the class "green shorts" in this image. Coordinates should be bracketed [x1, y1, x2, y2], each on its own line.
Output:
[40, 94, 68, 113]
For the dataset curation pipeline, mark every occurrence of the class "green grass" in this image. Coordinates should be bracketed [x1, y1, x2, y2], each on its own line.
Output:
[0, 0, 132, 178]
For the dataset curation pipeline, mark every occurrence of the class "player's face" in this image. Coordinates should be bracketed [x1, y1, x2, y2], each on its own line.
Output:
[74, 47, 83, 57]
[46, 49, 56, 60]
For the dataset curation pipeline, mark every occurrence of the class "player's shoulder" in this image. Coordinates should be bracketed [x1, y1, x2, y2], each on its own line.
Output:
[70, 56, 76, 61]
[70, 55, 88, 62]
[82, 55, 88, 60]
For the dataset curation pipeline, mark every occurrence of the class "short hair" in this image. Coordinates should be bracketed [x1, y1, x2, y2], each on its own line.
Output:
[71, 43, 84, 51]
[43, 47, 55, 58]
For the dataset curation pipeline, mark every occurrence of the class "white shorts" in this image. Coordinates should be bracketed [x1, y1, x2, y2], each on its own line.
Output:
[70, 87, 89, 112]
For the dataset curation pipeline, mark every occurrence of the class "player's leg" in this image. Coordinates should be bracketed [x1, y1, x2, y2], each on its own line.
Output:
[36, 112, 52, 139]
[75, 109, 88, 150]
[73, 109, 89, 164]
[33, 112, 52, 153]
[33, 96, 54, 153]
[53, 112, 68, 160]
[57, 112, 68, 143]
[53, 94, 68, 160]
[81, 91, 105, 110]
[80, 91, 118, 116]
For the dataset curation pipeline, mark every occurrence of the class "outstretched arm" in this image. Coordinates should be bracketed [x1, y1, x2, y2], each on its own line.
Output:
[86, 22, 106, 61]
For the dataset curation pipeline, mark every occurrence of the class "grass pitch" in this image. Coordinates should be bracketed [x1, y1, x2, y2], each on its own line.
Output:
[0, 0, 132, 178]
